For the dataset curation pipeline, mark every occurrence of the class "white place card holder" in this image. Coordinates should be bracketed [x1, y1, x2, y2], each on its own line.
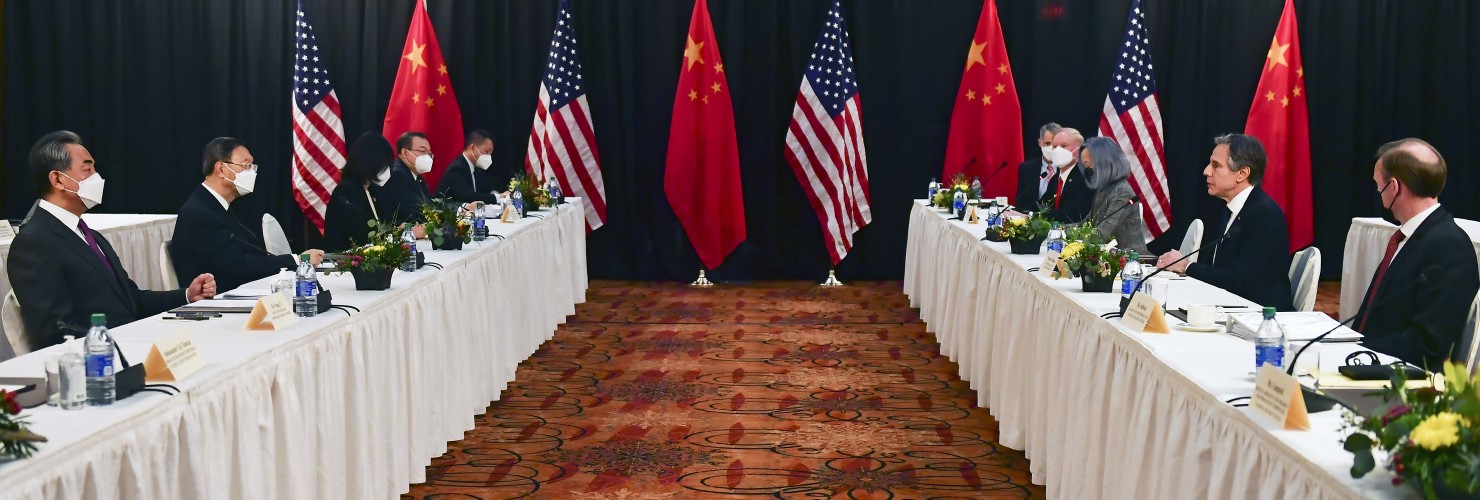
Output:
[1251, 364, 1310, 430]
[1037, 250, 1070, 279]
[244, 294, 299, 331]
[143, 330, 204, 382]
[0, 220, 14, 240]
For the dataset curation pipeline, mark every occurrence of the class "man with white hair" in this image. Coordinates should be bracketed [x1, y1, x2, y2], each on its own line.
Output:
[1041, 127, 1093, 223]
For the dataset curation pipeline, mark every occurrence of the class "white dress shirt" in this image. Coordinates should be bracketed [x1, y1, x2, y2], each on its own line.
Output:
[1222, 184, 1255, 235]
[1393, 203, 1441, 260]
[1037, 160, 1052, 197]
[38, 200, 87, 242]
[203, 183, 232, 211]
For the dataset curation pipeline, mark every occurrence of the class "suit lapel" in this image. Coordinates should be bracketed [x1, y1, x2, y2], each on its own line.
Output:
[39, 210, 131, 304]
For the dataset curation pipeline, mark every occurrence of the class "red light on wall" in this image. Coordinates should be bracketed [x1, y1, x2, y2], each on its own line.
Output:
[1041, 0, 1066, 20]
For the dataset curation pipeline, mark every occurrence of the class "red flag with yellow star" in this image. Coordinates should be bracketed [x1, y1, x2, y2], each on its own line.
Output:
[941, 0, 1022, 197]
[1244, 0, 1312, 251]
[382, 0, 464, 190]
[663, 0, 744, 270]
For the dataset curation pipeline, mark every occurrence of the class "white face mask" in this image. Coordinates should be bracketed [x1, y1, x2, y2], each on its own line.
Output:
[61, 171, 106, 209]
[413, 154, 434, 174]
[475, 154, 492, 170]
[1040, 145, 1054, 160]
[1049, 146, 1075, 168]
[373, 168, 391, 187]
[227, 165, 257, 195]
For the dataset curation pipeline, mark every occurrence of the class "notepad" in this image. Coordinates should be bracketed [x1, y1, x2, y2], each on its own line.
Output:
[221, 288, 273, 300]
[1227, 312, 1362, 343]
[170, 299, 260, 314]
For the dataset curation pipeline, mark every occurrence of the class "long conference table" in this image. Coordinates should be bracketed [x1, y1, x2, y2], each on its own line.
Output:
[0, 200, 587, 500]
[0, 214, 178, 360]
[904, 201, 1407, 499]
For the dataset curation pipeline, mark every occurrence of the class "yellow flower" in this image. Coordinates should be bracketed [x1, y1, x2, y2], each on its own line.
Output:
[368, 245, 385, 252]
[1060, 241, 1085, 259]
[1410, 412, 1465, 450]
[1007, 217, 1026, 227]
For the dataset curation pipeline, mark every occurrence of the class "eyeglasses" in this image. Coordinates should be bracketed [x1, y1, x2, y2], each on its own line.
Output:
[223, 161, 259, 173]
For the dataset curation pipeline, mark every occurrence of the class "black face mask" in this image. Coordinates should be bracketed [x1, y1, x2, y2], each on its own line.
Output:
[1378, 179, 1400, 224]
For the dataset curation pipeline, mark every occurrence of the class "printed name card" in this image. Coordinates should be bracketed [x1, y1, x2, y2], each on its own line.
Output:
[966, 204, 980, 224]
[143, 330, 204, 382]
[1037, 250, 1070, 279]
[244, 294, 299, 331]
[1120, 292, 1170, 333]
[1251, 364, 1311, 430]
[0, 220, 14, 239]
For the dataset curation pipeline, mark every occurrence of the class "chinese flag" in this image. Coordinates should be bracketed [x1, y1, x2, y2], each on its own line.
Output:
[1244, 0, 1312, 251]
[664, 0, 745, 270]
[382, 0, 464, 190]
[941, 0, 1023, 198]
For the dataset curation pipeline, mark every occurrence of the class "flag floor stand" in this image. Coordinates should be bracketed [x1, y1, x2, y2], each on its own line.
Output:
[690, 270, 715, 287]
[819, 269, 844, 287]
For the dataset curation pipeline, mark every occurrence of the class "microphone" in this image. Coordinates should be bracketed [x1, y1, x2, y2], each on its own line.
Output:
[1121, 226, 1242, 312]
[1286, 271, 1430, 377]
[1085, 195, 1140, 226]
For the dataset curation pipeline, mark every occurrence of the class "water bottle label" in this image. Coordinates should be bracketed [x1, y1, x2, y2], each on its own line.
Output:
[296, 280, 316, 297]
[1255, 344, 1285, 369]
[86, 353, 114, 377]
[1122, 278, 1140, 295]
[1048, 241, 1065, 252]
[474, 218, 485, 230]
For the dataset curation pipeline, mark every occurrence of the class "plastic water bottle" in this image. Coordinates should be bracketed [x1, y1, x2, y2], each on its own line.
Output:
[511, 189, 525, 216]
[1046, 223, 1066, 253]
[549, 182, 562, 205]
[472, 202, 487, 241]
[971, 176, 982, 197]
[400, 224, 418, 272]
[59, 335, 86, 410]
[1255, 307, 1287, 370]
[952, 191, 967, 216]
[84, 313, 115, 406]
[986, 201, 1001, 227]
[1121, 251, 1143, 300]
[927, 177, 939, 200]
[294, 253, 318, 317]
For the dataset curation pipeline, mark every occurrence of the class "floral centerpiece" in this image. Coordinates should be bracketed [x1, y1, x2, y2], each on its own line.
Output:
[330, 219, 412, 290]
[0, 389, 44, 460]
[930, 173, 980, 210]
[1056, 239, 1127, 292]
[1344, 361, 1480, 498]
[996, 211, 1052, 254]
[508, 173, 552, 216]
[419, 197, 471, 250]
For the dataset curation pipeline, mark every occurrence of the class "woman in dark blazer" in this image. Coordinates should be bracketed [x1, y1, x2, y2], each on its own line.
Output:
[323, 132, 395, 252]
[1079, 137, 1148, 255]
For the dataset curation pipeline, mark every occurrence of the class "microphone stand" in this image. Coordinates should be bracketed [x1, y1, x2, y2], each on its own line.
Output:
[1118, 226, 1242, 313]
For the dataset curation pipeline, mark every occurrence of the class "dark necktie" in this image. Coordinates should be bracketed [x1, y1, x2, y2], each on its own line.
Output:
[1209, 207, 1233, 265]
[77, 219, 117, 277]
[1358, 231, 1407, 331]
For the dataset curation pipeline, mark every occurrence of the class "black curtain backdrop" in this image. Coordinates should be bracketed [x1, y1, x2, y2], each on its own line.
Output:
[4, 0, 1476, 281]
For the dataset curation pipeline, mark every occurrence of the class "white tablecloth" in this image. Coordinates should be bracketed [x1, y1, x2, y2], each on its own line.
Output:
[0, 214, 177, 360]
[903, 201, 1406, 499]
[0, 200, 588, 500]
[1340, 216, 1480, 319]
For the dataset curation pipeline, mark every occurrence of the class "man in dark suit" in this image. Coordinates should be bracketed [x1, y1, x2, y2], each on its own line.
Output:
[8, 131, 217, 350]
[170, 137, 324, 292]
[379, 131, 434, 224]
[1156, 134, 1293, 310]
[1042, 128, 1094, 223]
[1355, 139, 1480, 368]
[1015, 122, 1061, 212]
[435, 129, 504, 205]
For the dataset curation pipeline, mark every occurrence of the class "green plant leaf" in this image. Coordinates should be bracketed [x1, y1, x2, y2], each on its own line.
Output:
[367, 219, 377, 228]
[1344, 432, 1373, 452]
[1350, 447, 1376, 478]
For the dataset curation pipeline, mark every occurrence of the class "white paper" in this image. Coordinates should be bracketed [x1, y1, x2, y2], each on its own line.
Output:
[1228, 312, 1362, 342]
[221, 288, 273, 299]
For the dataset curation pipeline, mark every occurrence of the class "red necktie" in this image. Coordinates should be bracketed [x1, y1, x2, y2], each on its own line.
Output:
[1054, 174, 1066, 209]
[1358, 231, 1406, 331]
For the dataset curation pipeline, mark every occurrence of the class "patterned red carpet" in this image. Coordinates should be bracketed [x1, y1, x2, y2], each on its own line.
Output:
[403, 281, 1044, 499]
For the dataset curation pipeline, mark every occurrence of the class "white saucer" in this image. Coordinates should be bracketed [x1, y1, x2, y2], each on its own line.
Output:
[1175, 322, 1222, 333]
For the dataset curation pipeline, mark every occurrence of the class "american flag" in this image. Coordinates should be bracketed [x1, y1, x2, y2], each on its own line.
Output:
[523, 0, 606, 231]
[1098, 0, 1170, 239]
[783, 1, 872, 265]
[290, 3, 346, 233]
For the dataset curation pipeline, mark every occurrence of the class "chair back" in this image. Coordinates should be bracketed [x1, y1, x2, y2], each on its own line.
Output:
[263, 214, 292, 255]
[1287, 247, 1322, 312]
[2, 291, 28, 357]
[1462, 291, 1480, 375]
[1180, 219, 1204, 262]
[160, 239, 179, 288]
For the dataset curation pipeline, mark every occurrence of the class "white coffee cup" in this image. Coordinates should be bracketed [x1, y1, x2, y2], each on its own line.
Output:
[1186, 304, 1219, 328]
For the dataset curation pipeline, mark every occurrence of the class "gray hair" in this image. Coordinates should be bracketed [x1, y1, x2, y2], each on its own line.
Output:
[1212, 133, 1268, 185]
[1081, 137, 1131, 189]
[1038, 122, 1063, 138]
[28, 130, 83, 196]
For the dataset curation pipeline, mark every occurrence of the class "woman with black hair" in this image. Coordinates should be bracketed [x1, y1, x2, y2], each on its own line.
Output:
[323, 132, 396, 252]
